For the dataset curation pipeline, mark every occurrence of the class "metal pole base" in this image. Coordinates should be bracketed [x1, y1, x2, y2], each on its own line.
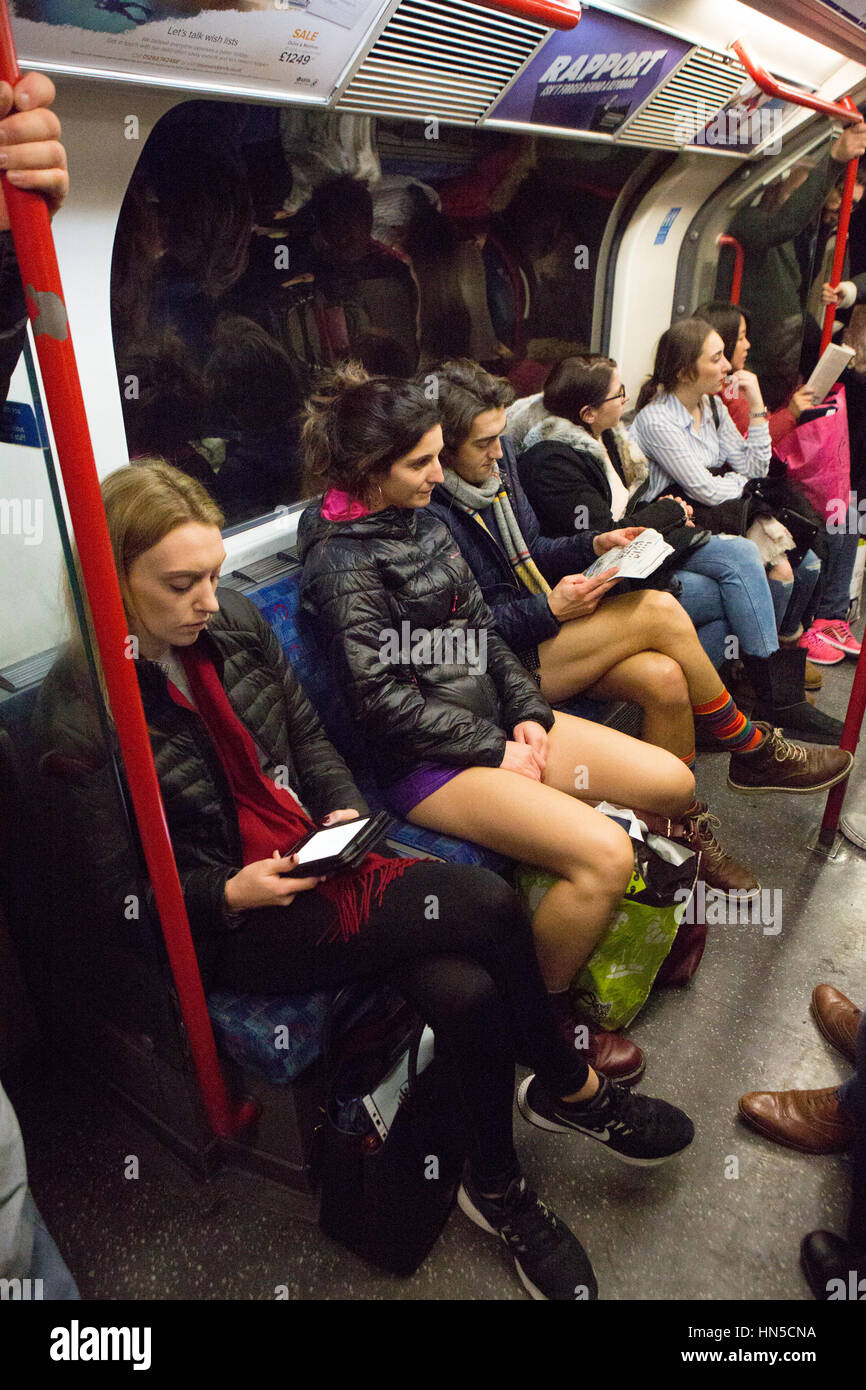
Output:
[806, 824, 846, 859]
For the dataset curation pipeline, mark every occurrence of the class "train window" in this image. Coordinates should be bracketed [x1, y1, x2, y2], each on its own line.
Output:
[110, 100, 649, 529]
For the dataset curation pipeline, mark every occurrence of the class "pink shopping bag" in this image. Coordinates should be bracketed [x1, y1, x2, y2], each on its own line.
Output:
[773, 385, 851, 522]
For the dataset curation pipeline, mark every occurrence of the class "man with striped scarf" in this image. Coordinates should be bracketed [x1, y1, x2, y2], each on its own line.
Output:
[424, 358, 835, 905]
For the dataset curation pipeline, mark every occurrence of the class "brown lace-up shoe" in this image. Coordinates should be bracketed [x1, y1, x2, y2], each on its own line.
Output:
[811, 984, 862, 1065]
[738, 1085, 855, 1153]
[728, 723, 853, 794]
[557, 1017, 645, 1086]
[677, 802, 760, 897]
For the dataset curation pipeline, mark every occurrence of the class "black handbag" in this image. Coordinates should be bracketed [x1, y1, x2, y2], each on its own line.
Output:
[317, 984, 469, 1276]
[622, 495, 712, 591]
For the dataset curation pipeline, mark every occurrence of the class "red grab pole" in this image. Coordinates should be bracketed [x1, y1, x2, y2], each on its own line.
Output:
[0, 9, 256, 1139]
[474, 0, 580, 29]
[717, 234, 744, 305]
[729, 38, 865, 845]
[730, 40, 863, 354]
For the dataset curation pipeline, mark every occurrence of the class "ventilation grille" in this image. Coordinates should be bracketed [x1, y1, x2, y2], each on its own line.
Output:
[337, 0, 549, 124]
[615, 47, 749, 150]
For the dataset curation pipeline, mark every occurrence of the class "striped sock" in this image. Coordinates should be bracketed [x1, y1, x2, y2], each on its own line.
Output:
[693, 689, 763, 753]
[680, 749, 696, 772]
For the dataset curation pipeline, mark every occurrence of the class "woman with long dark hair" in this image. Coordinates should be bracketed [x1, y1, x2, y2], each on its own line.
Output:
[696, 298, 861, 671]
[35, 460, 698, 1302]
[631, 319, 844, 742]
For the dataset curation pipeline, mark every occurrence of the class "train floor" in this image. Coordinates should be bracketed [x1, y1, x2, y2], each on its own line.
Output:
[12, 642, 866, 1302]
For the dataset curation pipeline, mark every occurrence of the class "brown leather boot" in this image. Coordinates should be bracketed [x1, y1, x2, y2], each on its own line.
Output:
[738, 1085, 855, 1153]
[811, 984, 862, 1065]
[728, 723, 853, 794]
[676, 802, 760, 897]
[805, 660, 823, 691]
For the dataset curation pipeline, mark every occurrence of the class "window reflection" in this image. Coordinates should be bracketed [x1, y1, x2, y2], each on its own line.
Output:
[110, 102, 646, 526]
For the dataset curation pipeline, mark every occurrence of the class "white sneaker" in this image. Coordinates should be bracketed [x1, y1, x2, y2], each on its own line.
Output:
[840, 811, 866, 850]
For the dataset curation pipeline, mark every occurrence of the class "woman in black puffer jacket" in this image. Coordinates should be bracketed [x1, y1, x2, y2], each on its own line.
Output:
[297, 368, 697, 1077]
[34, 460, 695, 1301]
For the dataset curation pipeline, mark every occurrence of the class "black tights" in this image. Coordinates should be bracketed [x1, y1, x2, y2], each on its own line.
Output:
[216, 863, 589, 1190]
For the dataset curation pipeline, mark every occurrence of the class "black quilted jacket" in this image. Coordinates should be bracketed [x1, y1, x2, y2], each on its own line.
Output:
[33, 589, 367, 971]
[296, 501, 555, 785]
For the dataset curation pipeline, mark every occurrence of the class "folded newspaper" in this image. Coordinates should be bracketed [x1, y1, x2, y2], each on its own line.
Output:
[803, 343, 855, 403]
[584, 528, 674, 581]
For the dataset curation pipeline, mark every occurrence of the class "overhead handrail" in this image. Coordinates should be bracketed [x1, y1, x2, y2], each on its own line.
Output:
[474, 0, 581, 29]
[0, 5, 257, 1140]
[717, 234, 744, 305]
[729, 37, 865, 848]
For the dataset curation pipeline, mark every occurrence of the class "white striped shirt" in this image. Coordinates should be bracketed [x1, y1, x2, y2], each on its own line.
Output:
[630, 391, 771, 505]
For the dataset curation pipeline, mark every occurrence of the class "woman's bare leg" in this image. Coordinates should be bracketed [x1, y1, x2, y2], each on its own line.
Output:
[543, 710, 695, 814]
[584, 651, 694, 759]
[407, 715, 693, 990]
[408, 770, 635, 991]
[538, 588, 728, 708]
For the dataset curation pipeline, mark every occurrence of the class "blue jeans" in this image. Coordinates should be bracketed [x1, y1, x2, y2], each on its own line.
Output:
[839, 1011, 866, 1251]
[816, 529, 859, 622]
[675, 535, 780, 663]
[774, 549, 821, 639]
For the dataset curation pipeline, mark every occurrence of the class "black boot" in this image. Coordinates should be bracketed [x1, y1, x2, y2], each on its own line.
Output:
[743, 647, 843, 745]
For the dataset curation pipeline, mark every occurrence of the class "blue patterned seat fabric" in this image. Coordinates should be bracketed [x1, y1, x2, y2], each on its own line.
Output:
[207, 569, 621, 1082]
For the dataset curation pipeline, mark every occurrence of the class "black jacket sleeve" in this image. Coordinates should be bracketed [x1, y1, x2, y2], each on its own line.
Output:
[456, 575, 555, 735]
[729, 155, 837, 250]
[502, 439, 598, 579]
[304, 546, 544, 767]
[488, 585, 562, 658]
[33, 664, 239, 968]
[517, 441, 617, 538]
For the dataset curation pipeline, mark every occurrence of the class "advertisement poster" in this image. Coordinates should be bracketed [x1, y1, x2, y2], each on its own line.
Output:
[490, 5, 691, 134]
[11, 0, 389, 100]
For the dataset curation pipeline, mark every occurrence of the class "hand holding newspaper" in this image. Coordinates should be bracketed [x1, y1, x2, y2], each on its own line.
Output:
[803, 343, 855, 404]
[583, 528, 674, 582]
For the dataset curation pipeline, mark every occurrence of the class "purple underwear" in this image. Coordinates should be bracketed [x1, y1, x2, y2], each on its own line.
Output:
[384, 762, 465, 818]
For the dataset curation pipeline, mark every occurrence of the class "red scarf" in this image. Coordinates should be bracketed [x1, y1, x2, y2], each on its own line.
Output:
[171, 643, 416, 943]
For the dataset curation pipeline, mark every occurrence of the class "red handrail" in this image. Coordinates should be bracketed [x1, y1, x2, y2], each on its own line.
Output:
[729, 38, 865, 845]
[717, 234, 744, 305]
[475, 0, 580, 29]
[0, 11, 257, 1140]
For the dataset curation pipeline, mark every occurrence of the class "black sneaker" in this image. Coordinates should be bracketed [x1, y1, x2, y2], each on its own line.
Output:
[517, 1074, 694, 1166]
[458, 1175, 598, 1301]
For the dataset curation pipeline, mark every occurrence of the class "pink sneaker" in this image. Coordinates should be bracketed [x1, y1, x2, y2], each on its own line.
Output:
[812, 618, 862, 659]
[799, 626, 845, 665]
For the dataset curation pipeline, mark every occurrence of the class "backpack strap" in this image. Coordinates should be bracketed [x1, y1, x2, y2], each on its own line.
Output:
[708, 395, 720, 430]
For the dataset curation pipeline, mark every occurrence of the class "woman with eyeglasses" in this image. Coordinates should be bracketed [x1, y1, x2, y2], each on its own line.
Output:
[512, 353, 803, 682]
